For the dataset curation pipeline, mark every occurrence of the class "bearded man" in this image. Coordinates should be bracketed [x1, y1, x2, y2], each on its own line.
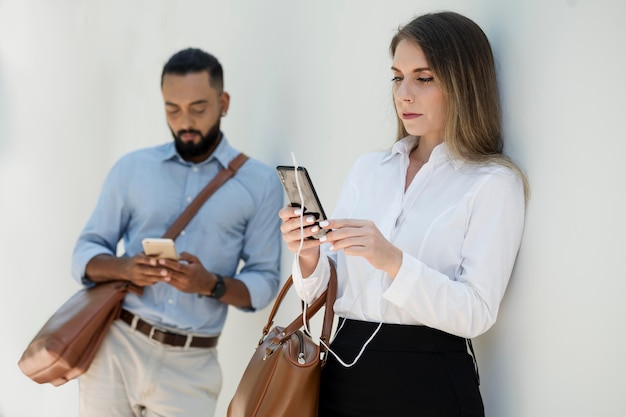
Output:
[71, 48, 282, 417]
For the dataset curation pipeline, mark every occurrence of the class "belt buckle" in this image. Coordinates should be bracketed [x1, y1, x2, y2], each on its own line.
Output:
[147, 325, 193, 349]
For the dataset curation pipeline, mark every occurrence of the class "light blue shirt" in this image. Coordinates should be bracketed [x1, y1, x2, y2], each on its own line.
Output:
[72, 136, 283, 336]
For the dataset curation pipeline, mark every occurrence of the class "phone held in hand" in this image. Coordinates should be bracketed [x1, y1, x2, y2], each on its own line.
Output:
[276, 165, 328, 239]
[142, 238, 179, 260]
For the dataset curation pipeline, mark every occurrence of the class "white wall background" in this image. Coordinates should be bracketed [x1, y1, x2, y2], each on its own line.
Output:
[1, 0, 624, 416]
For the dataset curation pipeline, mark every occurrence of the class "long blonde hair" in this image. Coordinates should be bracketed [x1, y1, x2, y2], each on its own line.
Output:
[390, 12, 529, 199]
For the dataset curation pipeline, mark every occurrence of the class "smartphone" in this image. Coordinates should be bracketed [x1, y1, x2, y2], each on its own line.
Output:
[142, 238, 179, 260]
[276, 165, 328, 239]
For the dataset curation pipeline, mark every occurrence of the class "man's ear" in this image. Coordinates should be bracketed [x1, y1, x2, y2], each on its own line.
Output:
[220, 92, 230, 116]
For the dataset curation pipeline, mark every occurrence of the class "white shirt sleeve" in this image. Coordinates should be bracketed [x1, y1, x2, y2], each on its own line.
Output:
[290, 248, 334, 304]
[383, 171, 525, 338]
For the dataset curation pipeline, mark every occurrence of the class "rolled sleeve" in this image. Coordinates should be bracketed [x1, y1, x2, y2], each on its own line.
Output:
[234, 169, 283, 311]
[71, 162, 128, 286]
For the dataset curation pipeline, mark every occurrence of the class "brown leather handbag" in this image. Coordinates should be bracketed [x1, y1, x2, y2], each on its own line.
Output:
[18, 153, 248, 386]
[228, 263, 337, 417]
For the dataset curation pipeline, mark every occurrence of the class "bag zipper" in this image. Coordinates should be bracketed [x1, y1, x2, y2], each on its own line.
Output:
[295, 331, 306, 364]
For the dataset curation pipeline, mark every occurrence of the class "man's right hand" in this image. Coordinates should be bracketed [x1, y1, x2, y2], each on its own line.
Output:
[84, 254, 172, 286]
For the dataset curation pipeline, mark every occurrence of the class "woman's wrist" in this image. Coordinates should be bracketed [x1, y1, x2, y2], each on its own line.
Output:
[298, 250, 321, 278]
[386, 248, 403, 279]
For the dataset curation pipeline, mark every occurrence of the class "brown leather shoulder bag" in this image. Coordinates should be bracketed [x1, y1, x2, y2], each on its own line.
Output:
[18, 153, 248, 386]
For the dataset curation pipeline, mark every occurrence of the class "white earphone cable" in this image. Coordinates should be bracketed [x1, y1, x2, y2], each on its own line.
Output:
[290, 152, 306, 266]
[290, 152, 381, 368]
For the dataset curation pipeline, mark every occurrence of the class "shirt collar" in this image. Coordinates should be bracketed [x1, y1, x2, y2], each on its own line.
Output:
[385, 135, 419, 160]
[383, 136, 465, 170]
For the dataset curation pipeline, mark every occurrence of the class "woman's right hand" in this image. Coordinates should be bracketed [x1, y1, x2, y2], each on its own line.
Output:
[278, 206, 322, 273]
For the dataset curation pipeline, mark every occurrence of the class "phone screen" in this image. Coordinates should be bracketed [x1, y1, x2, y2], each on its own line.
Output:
[276, 166, 327, 239]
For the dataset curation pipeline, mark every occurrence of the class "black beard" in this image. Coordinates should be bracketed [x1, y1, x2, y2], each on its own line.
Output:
[172, 120, 221, 160]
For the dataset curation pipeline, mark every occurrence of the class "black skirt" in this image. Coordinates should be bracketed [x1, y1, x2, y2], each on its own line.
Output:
[318, 319, 484, 417]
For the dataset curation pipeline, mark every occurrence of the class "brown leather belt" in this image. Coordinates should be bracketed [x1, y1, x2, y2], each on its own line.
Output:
[119, 309, 218, 348]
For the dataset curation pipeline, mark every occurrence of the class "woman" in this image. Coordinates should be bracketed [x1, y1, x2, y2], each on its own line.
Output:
[279, 11, 527, 417]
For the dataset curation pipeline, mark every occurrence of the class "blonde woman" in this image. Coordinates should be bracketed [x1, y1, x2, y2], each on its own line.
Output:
[279, 11, 527, 417]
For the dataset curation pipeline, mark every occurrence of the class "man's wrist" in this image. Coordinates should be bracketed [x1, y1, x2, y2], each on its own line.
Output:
[198, 273, 226, 299]
[209, 273, 226, 299]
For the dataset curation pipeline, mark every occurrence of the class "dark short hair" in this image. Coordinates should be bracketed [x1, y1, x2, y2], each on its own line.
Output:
[161, 48, 224, 91]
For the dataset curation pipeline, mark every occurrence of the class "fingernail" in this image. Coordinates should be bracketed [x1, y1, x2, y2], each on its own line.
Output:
[294, 209, 302, 215]
[306, 216, 315, 223]
[319, 235, 327, 242]
[319, 221, 329, 227]
[311, 226, 319, 233]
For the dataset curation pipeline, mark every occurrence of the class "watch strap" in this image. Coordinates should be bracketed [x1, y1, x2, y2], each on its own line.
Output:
[209, 273, 226, 299]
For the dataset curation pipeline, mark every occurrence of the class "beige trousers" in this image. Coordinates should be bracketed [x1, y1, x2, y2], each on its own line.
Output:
[79, 319, 222, 417]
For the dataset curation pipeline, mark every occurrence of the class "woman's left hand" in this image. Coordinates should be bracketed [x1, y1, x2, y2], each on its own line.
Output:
[320, 219, 403, 278]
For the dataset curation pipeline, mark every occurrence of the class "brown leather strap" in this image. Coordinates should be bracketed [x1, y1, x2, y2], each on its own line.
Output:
[162, 153, 249, 240]
[260, 260, 337, 363]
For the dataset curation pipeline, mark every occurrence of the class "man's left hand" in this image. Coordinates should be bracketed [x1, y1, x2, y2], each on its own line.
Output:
[156, 252, 216, 295]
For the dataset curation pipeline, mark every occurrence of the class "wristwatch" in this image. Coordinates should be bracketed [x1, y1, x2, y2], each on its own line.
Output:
[209, 273, 226, 299]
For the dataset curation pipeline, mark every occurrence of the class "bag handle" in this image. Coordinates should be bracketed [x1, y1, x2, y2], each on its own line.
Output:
[259, 261, 338, 358]
[162, 153, 248, 239]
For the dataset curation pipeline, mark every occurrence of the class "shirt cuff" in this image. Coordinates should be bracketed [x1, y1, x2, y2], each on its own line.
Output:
[382, 251, 424, 308]
[235, 270, 282, 312]
[72, 248, 116, 287]
[291, 255, 330, 304]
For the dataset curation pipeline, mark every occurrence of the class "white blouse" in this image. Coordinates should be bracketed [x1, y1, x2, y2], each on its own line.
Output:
[292, 136, 526, 339]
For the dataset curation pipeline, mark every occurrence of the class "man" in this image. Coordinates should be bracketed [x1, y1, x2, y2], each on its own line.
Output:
[71, 48, 282, 417]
